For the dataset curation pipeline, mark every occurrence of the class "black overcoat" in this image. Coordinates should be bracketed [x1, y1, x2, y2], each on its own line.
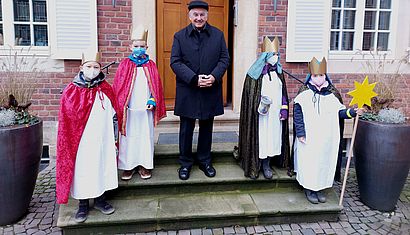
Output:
[170, 23, 230, 119]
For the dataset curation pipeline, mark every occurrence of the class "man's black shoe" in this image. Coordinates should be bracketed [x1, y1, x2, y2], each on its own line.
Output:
[199, 164, 216, 178]
[178, 167, 191, 180]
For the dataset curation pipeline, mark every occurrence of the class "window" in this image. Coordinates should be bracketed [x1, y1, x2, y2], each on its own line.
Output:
[330, 0, 392, 52]
[13, 0, 48, 46]
[330, 0, 357, 51]
[362, 0, 391, 51]
[0, 0, 97, 59]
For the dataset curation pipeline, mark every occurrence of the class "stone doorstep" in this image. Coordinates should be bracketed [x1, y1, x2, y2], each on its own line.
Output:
[112, 162, 296, 197]
[57, 188, 342, 233]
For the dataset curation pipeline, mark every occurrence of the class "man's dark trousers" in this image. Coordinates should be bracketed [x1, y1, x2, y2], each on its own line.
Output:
[179, 116, 214, 168]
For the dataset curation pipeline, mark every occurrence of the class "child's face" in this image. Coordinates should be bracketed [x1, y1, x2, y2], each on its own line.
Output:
[80, 61, 101, 81]
[311, 74, 326, 86]
[130, 40, 147, 51]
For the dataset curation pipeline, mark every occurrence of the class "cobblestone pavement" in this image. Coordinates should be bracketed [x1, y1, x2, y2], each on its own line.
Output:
[1, 161, 409, 235]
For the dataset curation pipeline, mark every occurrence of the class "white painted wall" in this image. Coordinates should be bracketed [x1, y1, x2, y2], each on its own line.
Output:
[232, 0, 259, 113]
[132, 0, 157, 62]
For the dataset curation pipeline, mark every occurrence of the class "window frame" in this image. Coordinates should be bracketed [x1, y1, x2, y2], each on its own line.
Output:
[0, 0, 49, 55]
[329, 0, 399, 60]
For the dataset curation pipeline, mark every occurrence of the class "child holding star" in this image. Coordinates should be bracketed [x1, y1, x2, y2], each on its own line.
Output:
[292, 57, 363, 204]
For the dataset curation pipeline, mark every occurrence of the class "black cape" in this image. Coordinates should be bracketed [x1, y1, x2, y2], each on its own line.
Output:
[290, 83, 345, 182]
[235, 72, 291, 179]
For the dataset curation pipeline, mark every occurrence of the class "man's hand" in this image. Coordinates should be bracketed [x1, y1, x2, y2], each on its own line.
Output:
[146, 104, 154, 110]
[198, 74, 215, 87]
[298, 136, 306, 144]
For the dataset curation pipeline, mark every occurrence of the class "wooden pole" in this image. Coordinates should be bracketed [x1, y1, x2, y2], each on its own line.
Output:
[339, 115, 360, 206]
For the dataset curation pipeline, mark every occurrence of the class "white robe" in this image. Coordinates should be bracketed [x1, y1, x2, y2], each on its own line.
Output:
[71, 92, 118, 200]
[118, 67, 154, 170]
[258, 71, 283, 159]
[293, 89, 345, 191]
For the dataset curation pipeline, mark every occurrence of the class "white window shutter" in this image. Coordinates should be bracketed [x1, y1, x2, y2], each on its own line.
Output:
[286, 0, 331, 62]
[49, 0, 98, 59]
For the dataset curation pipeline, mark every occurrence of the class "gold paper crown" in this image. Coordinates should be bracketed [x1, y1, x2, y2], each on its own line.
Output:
[81, 52, 101, 65]
[131, 25, 148, 42]
[262, 36, 279, 53]
[308, 57, 327, 75]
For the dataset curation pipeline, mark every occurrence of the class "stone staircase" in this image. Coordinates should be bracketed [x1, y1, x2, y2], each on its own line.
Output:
[57, 111, 343, 234]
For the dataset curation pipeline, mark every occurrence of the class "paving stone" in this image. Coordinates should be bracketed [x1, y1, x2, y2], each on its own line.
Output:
[290, 230, 302, 235]
[212, 228, 223, 235]
[223, 226, 235, 234]
[323, 228, 335, 234]
[168, 231, 177, 235]
[202, 229, 212, 235]
[264, 225, 275, 232]
[312, 228, 323, 234]
[281, 224, 291, 231]
[299, 223, 310, 229]
[329, 222, 342, 229]
[177, 230, 190, 235]
[300, 229, 315, 235]
[273, 225, 282, 231]
[343, 227, 356, 234]
[32, 231, 46, 235]
[245, 226, 255, 234]
[190, 229, 201, 235]
[318, 221, 330, 229]
[233, 225, 246, 233]
[27, 229, 38, 235]
[333, 228, 348, 235]
[254, 225, 266, 233]
[290, 224, 301, 230]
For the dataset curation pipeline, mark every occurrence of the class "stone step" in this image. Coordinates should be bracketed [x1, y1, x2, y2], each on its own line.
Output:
[58, 187, 342, 234]
[154, 143, 237, 165]
[111, 162, 296, 197]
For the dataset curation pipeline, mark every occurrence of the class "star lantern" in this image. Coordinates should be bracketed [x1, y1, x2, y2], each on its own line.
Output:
[340, 76, 378, 206]
[347, 76, 378, 108]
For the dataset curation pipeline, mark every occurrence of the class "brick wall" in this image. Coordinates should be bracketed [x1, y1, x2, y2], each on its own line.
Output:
[258, 0, 410, 115]
[29, 0, 409, 120]
[30, 0, 132, 121]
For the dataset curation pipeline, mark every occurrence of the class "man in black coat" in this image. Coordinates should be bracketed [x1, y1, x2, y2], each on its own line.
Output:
[170, 0, 230, 180]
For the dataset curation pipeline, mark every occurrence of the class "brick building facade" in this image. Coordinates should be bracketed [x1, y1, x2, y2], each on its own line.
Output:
[5, 0, 410, 121]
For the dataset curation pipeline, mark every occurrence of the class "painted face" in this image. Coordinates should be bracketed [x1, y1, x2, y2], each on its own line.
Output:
[189, 8, 208, 29]
[310, 74, 326, 87]
[81, 61, 101, 81]
[130, 40, 148, 56]
[266, 54, 279, 65]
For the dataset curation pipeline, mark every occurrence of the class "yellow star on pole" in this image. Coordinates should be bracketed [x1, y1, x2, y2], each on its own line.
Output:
[347, 76, 378, 108]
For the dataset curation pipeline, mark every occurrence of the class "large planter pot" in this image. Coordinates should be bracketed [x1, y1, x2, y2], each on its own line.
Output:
[0, 120, 43, 225]
[354, 119, 410, 212]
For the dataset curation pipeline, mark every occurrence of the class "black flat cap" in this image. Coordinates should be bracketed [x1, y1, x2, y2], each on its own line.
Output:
[188, 1, 209, 11]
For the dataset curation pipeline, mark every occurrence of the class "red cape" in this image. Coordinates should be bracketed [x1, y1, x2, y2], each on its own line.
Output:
[112, 59, 166, 135]
[56, 81, 118, 204]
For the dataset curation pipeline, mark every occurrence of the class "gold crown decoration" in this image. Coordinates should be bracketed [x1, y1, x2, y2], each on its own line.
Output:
[81, 52, 101, 65]
[262, 36, 279, 53]
[308, 57, 327, 75]
[131, 25, 148, 42]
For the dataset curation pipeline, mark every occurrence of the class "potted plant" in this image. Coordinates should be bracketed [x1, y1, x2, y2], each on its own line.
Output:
[0, 47, 44, 225]
[353, 50, 410, 212]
